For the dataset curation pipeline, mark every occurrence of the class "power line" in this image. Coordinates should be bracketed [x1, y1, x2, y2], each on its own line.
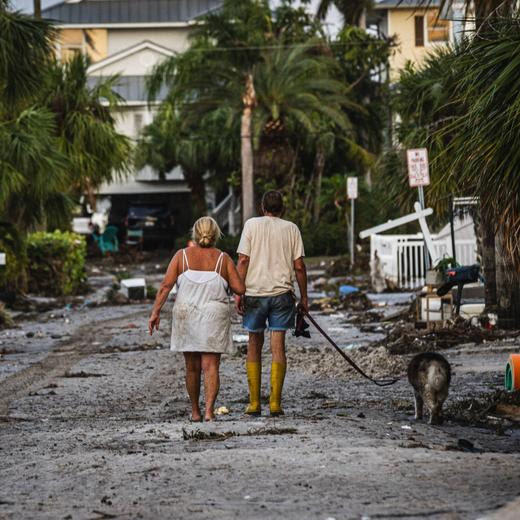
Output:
[179, 40, 397, 53]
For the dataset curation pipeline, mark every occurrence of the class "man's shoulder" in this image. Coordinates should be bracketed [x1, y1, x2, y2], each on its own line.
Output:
[244, 216, 301, 233]
[278, 218, 301, 233]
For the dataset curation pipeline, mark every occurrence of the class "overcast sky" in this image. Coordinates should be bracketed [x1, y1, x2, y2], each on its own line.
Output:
[9, 0, 343, 34]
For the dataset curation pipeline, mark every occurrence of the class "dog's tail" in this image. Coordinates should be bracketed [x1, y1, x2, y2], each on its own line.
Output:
[427, 362, 449, 391]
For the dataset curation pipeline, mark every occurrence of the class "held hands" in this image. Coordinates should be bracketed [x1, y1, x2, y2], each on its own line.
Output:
[148, 310, 161, 335]
[234, 295, 245, 315]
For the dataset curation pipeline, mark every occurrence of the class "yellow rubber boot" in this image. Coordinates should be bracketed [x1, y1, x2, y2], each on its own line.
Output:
[269, 362, 286, 416]
[245, 361, 261, 415]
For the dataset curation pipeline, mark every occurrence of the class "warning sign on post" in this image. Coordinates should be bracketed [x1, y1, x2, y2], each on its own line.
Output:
[347, 177, 358, 199]
[407, 148, 430, 187]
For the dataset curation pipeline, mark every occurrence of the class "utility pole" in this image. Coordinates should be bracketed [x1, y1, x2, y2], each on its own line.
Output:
[347, 177, 358, 270]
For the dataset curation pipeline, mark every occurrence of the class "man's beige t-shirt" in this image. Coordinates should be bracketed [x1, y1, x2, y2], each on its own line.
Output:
[237, 216, 305, 297]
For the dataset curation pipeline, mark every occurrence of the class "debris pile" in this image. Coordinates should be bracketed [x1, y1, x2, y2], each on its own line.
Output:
[375, 318, 520, 355]
[310, 292, 373, 313]
[447, 390, 520, 429]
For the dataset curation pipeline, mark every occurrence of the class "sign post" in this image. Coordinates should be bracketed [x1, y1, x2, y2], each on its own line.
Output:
[407, 148, 431, 270]
[347, 177, 358, 269]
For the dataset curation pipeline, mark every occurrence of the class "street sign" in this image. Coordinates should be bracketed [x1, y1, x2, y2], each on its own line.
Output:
[347, 177, 358, 199]
[407, 148, 430, 187]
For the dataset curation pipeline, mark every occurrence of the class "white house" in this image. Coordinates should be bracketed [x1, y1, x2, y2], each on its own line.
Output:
[42, 0, 223, 236]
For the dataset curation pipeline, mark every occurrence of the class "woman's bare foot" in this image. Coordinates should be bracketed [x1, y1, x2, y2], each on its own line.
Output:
[191, 407, 202, 422]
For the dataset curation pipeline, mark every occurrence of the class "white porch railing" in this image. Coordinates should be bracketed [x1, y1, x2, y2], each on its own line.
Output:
[371, 233, 478, 289]
[210, 189, 241, 236]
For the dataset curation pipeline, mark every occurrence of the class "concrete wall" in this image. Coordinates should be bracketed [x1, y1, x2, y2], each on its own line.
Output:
[388, 8, 451, 79]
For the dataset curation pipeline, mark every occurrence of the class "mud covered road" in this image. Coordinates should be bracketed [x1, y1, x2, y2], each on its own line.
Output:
[1, 301, 520, 520]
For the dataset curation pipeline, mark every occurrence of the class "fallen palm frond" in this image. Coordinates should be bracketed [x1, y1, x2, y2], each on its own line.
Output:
[182, 426, 298, 441]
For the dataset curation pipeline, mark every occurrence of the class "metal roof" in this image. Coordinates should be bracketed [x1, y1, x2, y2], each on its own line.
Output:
[373, 0, 440, 9]
[87, 75, 168, 102]
[42, 0, 222, 25]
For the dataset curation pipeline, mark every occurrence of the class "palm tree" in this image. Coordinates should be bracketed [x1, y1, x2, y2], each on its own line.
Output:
[393, 13, 520, 326]
[317, 0, 374, 26]
[0, 0, 66, 291]
[42, 54, 131, 210]
[0, 0, 67, 232]
[438, 19, 520, 326]
[136, 105, 239, 218]
[148, 39, 356, 224]
[148, 0, 358, 224]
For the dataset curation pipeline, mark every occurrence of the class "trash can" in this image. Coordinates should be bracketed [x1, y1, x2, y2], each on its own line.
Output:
[505, 354, 520, 391]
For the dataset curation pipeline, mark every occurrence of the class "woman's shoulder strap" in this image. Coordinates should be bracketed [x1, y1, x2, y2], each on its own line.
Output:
[182, 248, 189, 271]
[214, 251, 225, 274]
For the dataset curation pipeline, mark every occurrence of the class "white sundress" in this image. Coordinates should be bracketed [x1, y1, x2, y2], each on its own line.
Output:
[170, 249, 234, 354]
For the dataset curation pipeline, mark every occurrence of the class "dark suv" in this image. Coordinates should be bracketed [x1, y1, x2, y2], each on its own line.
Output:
[124, 204, 175, 246]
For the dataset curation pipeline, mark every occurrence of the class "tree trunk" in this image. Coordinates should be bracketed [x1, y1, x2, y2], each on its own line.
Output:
[183, 170, 207, 218]
[480, 206, 496, 312]
[33, 0, 41, 18]
[312, 146, 325, 224]
[241, 74, 256, 225]
[495, 227, 520, 329]
[85, 180, 97, 212]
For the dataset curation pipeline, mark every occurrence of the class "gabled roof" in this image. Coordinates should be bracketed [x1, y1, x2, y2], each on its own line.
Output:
[88, 40, 174, 73]
[373, 0, 440, 9]
[42, 0, 222, 26]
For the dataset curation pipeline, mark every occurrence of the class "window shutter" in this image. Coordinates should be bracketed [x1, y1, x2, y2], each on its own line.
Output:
[415, 16, 425, 47]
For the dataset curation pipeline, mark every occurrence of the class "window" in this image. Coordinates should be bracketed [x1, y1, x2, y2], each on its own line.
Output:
[427, 12, 450, 43]
[415, 16, 424, 47]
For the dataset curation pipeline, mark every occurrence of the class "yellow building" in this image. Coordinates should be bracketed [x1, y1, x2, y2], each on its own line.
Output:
[367, 0, 453, 79]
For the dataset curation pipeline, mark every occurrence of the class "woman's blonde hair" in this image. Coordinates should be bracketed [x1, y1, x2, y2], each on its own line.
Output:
[191, 216, 222, 248]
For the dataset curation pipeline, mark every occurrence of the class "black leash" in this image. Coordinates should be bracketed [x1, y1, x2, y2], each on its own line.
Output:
[296, 306, 400, 387]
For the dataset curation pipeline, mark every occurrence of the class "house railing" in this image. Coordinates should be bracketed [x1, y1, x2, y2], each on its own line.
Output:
[371, 233, 477, 289]
[210, 189, 241, 236]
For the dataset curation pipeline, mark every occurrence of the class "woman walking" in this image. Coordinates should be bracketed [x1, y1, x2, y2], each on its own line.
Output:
[149, 217, 245, 421]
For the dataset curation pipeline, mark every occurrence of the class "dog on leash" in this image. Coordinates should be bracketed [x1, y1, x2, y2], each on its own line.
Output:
[407, 352, 451, 425]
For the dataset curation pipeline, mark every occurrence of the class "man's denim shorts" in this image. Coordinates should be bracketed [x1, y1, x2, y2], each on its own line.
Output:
[243, 291, 296, 332]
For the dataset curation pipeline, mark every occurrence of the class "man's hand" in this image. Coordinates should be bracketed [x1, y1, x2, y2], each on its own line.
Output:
[148, 310, 161, 335]
[299, 296, 309, 313]
[235, 295, 245, 315]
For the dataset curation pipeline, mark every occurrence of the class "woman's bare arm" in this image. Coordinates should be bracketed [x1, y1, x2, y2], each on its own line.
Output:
[148, 251, 181, 334]
[223, 254, 246, 295]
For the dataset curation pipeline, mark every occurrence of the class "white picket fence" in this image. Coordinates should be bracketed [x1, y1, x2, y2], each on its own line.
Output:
[371, 234, 477, 289]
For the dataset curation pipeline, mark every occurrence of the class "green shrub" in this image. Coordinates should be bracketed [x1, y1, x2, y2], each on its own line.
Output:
[301, 221, 349, 257]
[146, 285, 158, 299]
[27, 231, 87, 296]
[0, 222, 28, 296]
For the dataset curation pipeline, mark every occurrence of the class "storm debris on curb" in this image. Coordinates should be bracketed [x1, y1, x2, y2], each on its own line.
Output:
[182, 427, 298, 441]
[447, 390, 520, 428]
[373, 319, 520, 355]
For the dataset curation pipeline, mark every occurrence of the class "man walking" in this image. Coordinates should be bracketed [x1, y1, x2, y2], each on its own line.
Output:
[236, 190, 308, 416]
